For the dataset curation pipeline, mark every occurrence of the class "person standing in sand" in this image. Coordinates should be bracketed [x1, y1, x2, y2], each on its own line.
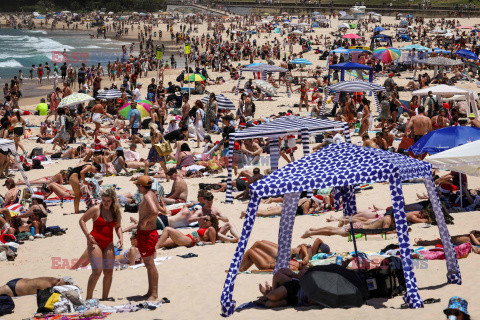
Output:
[134, 176, 159, 301]
[79, 188, 122, 300]
[37, 64, 44, 84]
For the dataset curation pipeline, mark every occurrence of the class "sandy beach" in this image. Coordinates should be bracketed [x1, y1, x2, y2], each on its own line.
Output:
[0, 10, 480, 320]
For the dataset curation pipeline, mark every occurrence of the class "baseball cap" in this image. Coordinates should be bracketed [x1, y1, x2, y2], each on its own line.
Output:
[133, 175, 152, 187]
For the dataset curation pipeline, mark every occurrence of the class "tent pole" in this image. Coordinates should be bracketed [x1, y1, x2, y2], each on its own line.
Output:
[459, 172, 463, 208]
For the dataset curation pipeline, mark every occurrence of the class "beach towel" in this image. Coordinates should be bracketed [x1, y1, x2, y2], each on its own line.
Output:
[31, 312, 111, 320]
[418, 243, 472, 260]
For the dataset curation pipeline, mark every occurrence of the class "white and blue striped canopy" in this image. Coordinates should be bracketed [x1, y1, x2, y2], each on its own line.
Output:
[230, 116, 346, 140]
[96, 89, 131, 99]
[200, 94, 236, 110]
[326, 80, 385, 93]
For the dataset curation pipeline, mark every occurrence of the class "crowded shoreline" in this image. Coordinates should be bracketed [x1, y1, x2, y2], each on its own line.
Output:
[0, 6, 479, 320]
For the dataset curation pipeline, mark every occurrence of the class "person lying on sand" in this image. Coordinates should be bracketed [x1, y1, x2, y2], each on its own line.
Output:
[415, 230, 480, 251]
[241, 197, 331, 218]
[239, 238, 330, 272]
[156, 214, 220, 249]
[0, 276, 74, 297]
[255, 268, 310, 308]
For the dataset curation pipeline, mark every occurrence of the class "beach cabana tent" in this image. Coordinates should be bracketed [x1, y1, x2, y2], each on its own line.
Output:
[328, 62, 374, 84]
[235, 63, 290, 97]
[0, 139, 33, 193]
[412, 85, 479, 118]
[200, 94, 235, 110]
[225, 116, 350, 203]
[320, 81, 385, 129]
[220, 143, 462, 316]
[370, 34, 392, 50]
[425, 140, 480, 176]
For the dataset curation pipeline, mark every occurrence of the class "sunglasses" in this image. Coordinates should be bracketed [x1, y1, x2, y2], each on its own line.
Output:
[205, 198, 214, 201]
[204, 218, 211, 222]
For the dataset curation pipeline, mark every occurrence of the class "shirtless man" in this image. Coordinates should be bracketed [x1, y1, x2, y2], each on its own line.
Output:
[62, 81, 73, 98]
[181, 95, 190, 121]
[164, 168, 188, 205]
[468, 113, 480, 128]
[241, 139, 263, 166]
[406, 105, 432, 143]
[134, 176, 159, 301]
[415, 230, 480, 251]
[3, 178, 18, 207]
[193, 192, 239, 242]
[0, 276, 73, 297]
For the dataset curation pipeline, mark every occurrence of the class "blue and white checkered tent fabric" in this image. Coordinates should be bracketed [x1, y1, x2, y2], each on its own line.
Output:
[320, 80, 385, 119]
[225, 116, 351, 203]
[199, 94, 236, 110]
[220, 143, 462, 316]
[250, 143, 430, 195]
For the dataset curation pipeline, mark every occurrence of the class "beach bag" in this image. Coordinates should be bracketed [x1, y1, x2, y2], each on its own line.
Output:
[36, 287, 60, 313]
[0, 295, 14, 316]
[362, 256, 405, 299]
[44, 226, 66, 236]
[154, 139, 173, 156]
[125, 202, 138, 213]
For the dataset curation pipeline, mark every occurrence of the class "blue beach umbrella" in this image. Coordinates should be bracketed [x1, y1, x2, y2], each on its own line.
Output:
[408, 126, 480, 155]
[373, 26, 385, 32]
[456, 49, 479, 60]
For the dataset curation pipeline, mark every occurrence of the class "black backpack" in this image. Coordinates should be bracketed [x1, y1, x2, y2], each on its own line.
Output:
[362, 256, 406, 299]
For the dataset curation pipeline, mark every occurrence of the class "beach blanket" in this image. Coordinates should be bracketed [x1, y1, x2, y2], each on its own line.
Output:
[418, 243, 472, 260]
[31, 313, 111, 320]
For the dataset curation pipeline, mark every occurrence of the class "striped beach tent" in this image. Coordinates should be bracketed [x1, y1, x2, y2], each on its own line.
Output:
[235, 63, 290, 97]
[96, 89, 131, 99]
[200, 94, 236, 110]
[225, 116, 350, 203]
[320, 80, 386, 130]
[220, 143, 462, 316]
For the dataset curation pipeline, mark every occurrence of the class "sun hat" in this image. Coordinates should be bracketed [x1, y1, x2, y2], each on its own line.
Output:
[444, 296, 469, 319]
[133, 175, 152, 187]
[468, 113, 476, 118]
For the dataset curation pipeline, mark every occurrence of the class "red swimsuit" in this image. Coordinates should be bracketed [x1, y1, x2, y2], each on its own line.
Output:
[90, 214, 116, 250]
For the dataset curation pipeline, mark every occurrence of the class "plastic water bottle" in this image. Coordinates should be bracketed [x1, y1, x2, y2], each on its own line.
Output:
[30, 226, 35, 236]
[336, 255, 343, 266]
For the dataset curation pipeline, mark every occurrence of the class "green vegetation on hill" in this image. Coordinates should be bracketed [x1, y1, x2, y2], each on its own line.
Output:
[2, 0, 166, 13]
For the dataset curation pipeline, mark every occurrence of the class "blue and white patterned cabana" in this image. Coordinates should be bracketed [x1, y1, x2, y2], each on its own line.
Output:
[235, 63, 291, 97]
[225, 116, 350, 203]
[320, 81, 385, 130]
[221, 143, 461, 316]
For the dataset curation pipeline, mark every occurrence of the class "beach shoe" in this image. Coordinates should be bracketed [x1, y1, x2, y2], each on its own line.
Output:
[34, 234, 45, 239]
[177, 253, 198, 259]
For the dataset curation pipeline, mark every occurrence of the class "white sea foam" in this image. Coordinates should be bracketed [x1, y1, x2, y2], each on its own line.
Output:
[0, 59, 23, 68]
[84, 45, 101, 49]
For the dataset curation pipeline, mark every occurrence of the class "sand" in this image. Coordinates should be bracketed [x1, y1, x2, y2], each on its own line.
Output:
[1, 13, 480, 320]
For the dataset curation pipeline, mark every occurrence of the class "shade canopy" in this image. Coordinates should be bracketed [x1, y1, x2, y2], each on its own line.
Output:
[220, 143, 462, 316]
[425, 140, 480, 176]
[200, 94, 235, 110]
[240, 63, 288, 73]
[412, 85, 479, 118]
[329, 62, 374, 83]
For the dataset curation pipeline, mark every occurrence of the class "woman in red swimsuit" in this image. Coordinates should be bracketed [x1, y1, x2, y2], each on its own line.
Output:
[156, 214, 219, 248]
[79, 188, 123, 300]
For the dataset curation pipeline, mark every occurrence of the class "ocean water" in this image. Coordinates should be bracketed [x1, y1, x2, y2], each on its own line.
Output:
[0, 28, 130, 80]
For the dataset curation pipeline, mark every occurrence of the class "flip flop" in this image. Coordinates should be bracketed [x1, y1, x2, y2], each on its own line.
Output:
[424, 298, 441, 304]
[177, 253, 198, 258]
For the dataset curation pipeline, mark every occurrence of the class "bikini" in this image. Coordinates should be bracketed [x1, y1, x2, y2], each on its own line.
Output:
[186, 228, 208, 246]
[90, 210, 116, 250]
[6, 278, 21, 296]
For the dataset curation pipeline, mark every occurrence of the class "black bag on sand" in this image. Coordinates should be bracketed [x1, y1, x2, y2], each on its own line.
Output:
[362, 256, 406, 299]
[125, 202, 138, 213]
[0, 294, 14, 315]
